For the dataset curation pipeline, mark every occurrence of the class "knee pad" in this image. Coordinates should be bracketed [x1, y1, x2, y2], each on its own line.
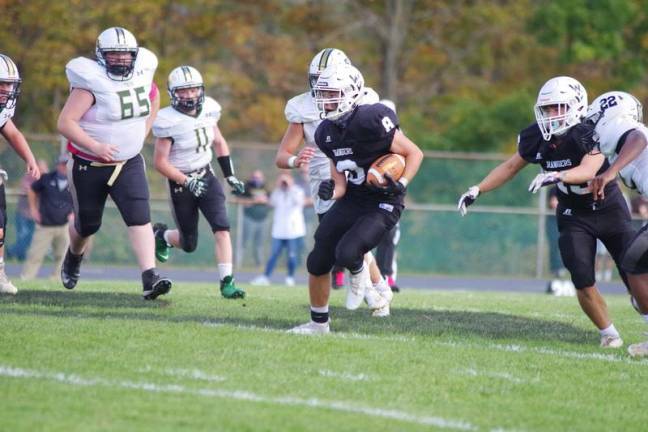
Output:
[621, 229, 648, 274]
[76, 220, 101, 238]
[180, 234, 198, 253]
[334, 245, 363, 273]
[307, 248, 335, 276]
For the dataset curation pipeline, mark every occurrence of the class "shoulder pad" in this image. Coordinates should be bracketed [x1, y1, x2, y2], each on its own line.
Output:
[353, 103, 399, 140]
[65, 57, 102, 90]
[285, 92, 319, 123]
[152, 107, 181, 138]
[359, 87, 380, 105]
[568, 121, 598, 154]
[203, 97, 222, 122]
[136, 47, 158, 72]
[517, 122, 543, 163]
[596, 117, 642, 156]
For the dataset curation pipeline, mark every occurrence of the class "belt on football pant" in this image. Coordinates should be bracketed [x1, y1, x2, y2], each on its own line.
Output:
[184, 165, 211, 179]
[89, 160, 126, 187]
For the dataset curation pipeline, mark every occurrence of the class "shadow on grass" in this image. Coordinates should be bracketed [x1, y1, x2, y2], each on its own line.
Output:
[0, 289, 170, 308]
[0, 290, 593, 345]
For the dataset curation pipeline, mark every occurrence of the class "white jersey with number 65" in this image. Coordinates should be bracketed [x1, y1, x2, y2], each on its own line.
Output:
[152, 97, 222, 173]
[65, 47, 158, 161]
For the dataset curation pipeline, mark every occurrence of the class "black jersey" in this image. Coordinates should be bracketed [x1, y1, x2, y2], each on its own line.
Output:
[517, 121, 620, 210]
[315, 103, 402, 205]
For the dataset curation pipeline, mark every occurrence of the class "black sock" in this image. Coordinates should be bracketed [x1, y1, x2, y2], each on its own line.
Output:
[311, 308, 329, 324]
[141, 268, 158, 286]
[66, 249, 84, 262]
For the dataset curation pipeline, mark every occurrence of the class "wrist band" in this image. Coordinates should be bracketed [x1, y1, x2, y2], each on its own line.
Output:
[287, 156, 297, 168]
[398, 177, 409, 187]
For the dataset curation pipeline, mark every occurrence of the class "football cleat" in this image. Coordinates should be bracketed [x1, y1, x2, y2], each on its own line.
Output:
[142, 273, 172, 300]
[287, 320, 330, 335]
[372, 304, 390, 317]
[365, 284, 388, 310]
[347, 266, 371, 310]
[153, 223, 171, 263]
[61, 249, 83, 290]
[600, 335, 623, 349]
[374, 278, 394, 304]
[0, 270, 17, 295]
[250, 275, 270, 286]
[628, 340, 648, 357]
[220, 275, 245, 299]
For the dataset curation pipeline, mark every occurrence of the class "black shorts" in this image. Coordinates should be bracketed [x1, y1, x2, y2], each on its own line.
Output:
[307, 198, 402, 276]
[69, 154, 151, 237]
[556, 196, 635, 289]
[169, 167, 229, 252]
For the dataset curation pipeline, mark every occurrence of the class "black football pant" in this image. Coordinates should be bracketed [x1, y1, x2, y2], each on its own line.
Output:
[307, 198, 402, 276]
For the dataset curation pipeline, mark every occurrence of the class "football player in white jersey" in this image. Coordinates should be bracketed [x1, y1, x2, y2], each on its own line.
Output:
[587, 91, 648, 356]
[57, 27, 171, 300]
[152, 66, 246, 299]
[275, 48, 393, 318]
[0, 54, 41, 295]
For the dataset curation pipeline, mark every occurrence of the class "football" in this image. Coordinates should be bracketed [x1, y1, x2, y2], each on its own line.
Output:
[366, 153, 406, 187]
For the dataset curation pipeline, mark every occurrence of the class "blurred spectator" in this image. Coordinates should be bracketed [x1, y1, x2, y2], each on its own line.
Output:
[7, 159, 48, 261]
[631, 195, 648, 227]
[20, 155, 73, 280]
[251, 173, 306, 286]
[236, 170, 270, 268]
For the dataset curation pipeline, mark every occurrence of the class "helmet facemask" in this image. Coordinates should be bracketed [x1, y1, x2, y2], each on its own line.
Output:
[0, 79, 21, 110]
[534, 102, 577, 140]
[99, 49, 138, 80]
[170, 85, 205, 113]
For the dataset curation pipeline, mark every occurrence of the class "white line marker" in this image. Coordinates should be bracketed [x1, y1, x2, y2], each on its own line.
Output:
[0, 365, 477, 431]
[318, 369, 371, 382]
[138, 366, 226, 382]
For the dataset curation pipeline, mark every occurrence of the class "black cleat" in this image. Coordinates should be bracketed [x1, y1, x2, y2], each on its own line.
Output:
[61, 249, 83, 290]
[143, 273, 172, 300]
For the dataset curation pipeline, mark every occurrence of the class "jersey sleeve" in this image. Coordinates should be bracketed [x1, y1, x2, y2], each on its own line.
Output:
[0, 106, 15, 129]
[285, 92, 319, 124]
[204, 97, 222, 123]
[517, 123, 542, 163]
[65, 57, 97, 90]
[596, 117, 641, 156]
[152, 109, 177, 138]
[136, 47, 158, 75]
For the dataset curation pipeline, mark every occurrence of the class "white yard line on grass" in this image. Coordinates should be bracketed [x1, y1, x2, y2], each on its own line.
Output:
[457, 368, 529, 384]
[318, 369, 371, 382]
[0, 364, 480, 431]
[138, 366, 226, 382]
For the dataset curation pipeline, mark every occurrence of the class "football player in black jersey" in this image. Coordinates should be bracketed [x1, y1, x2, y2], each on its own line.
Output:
[457, 76, 635, 349]
[289, 63, 423, 334]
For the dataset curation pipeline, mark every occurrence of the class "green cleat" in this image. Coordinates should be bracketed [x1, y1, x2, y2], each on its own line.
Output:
[220, 275, 246, 299]
[153, 223, 171, 263]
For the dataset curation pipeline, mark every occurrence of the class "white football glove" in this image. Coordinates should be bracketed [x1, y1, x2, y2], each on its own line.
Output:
[457, 185, 480, 217]
[528, 172, 562, 194]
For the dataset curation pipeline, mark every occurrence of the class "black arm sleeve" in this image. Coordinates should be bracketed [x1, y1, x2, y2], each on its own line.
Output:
[217, 156, 234, 177]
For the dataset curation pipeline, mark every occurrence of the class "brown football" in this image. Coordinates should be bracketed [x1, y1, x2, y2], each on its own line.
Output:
[366, 153, 406, 187]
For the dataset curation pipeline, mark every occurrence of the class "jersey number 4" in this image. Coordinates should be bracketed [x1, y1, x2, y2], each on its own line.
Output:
[117, 86, 150, 120]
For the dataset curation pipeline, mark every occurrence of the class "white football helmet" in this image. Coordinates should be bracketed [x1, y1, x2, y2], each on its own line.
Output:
[379, 99, 396, 113]
[95, 27, 139, 80]
[0, 54, 20, 110]
[534, 76, 588, 141]
[167, 66, 205, 112]
[314, 63, 364, 120]
[308, 48, 351, 91]
[587, 91, 643, 125]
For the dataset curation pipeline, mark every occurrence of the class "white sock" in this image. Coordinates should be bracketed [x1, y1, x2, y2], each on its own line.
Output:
[373, 276, 387, 290]
[600, 324, 620, 338]
[163, 231, 173, 247]
[642, 314, 648, 324]
[218, 263, 233, 280]
[311, 305, 329, 313]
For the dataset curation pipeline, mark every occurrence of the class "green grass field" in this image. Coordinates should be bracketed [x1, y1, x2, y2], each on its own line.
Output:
[2, 280, 648, 431]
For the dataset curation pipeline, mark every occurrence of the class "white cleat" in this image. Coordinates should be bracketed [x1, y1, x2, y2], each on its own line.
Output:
[288, 320, 330, 335]
[0, 271, 17, 295]
[365, 284, 388, 310]
[374, 278, 394, 304]
[347, 266, 370, 310]
[600, 335, 623, 349]
[628, 341, 648, 357]
[371, 304, 390, 317]
[250, 275, 270, 286]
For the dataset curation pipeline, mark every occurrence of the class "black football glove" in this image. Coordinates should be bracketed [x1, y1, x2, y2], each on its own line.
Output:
[226, 176, 245, 195]
[368, 174, 406, 197]
[184, 176, 208, 198]
[318, 179, 335, 200]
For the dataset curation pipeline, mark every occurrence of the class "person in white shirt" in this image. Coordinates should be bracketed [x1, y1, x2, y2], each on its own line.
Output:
[57, 27, 171, 300]
[251, 173, 305, 287]
[152, 65, 245, 299]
